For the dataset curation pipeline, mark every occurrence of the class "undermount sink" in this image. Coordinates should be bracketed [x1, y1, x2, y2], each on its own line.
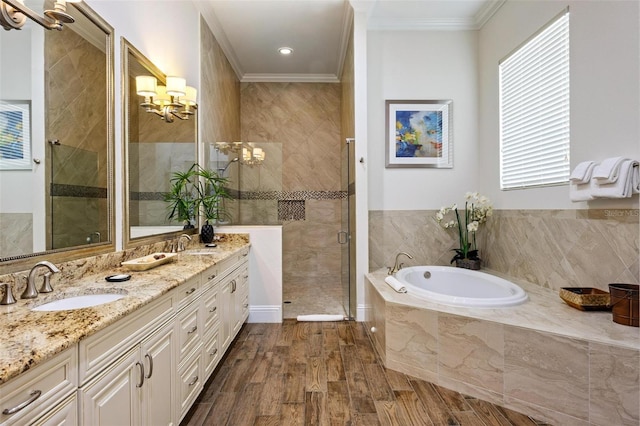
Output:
[32, 294, 126, 312]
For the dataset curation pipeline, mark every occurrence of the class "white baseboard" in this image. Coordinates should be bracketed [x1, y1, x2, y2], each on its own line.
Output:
[356, 304, 369, 322]
[248, 305, 282, 323]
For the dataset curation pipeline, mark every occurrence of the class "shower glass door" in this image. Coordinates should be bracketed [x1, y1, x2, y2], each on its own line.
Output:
[340, 138, 355, 319]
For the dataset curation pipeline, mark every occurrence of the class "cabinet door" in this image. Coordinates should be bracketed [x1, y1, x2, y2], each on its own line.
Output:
[80, 349, 140, 426]
[219, 279, 234, 351]
[177, 301, 201, 363]
[141, 321, 176, 426]
[233, 265, 249, 334]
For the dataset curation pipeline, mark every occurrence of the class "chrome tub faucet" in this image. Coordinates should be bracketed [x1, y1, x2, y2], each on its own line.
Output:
[388, 252, 413, 275]
[22, 261, 60, 299]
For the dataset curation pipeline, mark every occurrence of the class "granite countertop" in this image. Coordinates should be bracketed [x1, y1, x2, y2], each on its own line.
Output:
[0, 234, 250, 385]
[367, 268, 640, 351]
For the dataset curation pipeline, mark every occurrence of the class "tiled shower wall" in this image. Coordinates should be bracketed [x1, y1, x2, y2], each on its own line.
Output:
[241, 83, 343, 314]
[369, 208, 639, 292]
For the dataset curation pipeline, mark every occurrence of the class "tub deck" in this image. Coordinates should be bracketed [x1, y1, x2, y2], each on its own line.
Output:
[365, 268, 639, 426]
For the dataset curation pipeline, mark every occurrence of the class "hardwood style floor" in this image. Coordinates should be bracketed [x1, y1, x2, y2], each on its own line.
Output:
[182, 321, 550, 426]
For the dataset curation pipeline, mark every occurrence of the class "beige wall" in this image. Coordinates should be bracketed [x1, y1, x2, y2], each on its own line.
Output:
[241, 82, 342, 292]
[369, 209, 639, 293]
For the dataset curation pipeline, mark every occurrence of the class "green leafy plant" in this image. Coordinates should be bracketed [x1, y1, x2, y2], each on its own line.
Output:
[164, 164, 198, 227]
[435, 192, 493, 263]
[195, 166, 232, 224]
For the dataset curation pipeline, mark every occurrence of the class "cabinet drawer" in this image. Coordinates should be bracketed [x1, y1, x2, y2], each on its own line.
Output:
[175, 275, 201, 311]
[203, 329, 220, 380]
[79, 294, 174, 385]
[177, 301, 202, 363]
[177, 350, 202, 421]
[202, 285, 219, 333]
[32, 393, 77, 426]
[0, 348, 77, 426]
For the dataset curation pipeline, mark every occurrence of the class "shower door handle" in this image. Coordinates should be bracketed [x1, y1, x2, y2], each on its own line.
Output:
[337, 231, 349, 245]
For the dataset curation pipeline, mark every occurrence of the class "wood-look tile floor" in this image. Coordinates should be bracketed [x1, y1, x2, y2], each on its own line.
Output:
[182, 321, 550, 426]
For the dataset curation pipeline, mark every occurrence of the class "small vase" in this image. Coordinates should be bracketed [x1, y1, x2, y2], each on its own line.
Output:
[455, 258, 481, 270]
[200, 222, 214, 244]
[183, 221, 195, 230]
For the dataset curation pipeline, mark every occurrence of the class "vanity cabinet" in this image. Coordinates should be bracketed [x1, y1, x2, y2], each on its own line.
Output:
[0, 348, 77, 426]
[78, 294, 176, 426]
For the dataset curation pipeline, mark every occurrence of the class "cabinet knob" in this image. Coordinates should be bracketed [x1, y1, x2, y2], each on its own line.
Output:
[210, 348, 218, 356]
[370, 327, 377, 333]
[187, 326, 198, 334]
[210, 307, 217, 313]
[188, 376, 199, 387]
[185, 288, 196, 295]
[207, 274, 216, 280]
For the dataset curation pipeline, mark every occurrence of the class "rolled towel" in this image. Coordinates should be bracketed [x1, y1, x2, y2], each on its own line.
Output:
[569, 161, 595, 184]
[570, 181, 594, 202]
[592, 159, 636, 198]
[592, 157, 628, 183]
[384, 276, 407, 293]
[297, 314, 345, 322]
[633, 162, 640, 194]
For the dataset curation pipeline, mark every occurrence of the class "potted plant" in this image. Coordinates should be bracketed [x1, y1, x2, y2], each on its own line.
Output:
[164, 164, 198, 229]
[435, 192, 493, 269]
[194, 166, 232, 243]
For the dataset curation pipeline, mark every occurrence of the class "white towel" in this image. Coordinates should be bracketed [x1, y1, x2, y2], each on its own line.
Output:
[570, 181, 595, 202]
[592, 159, 637, 198]
[592, 157, 628, 183]
[633, 162, 640, 194]
[384, 276, 407, 293]
[296, 314, 344, 322]
[569, 161, 595, 184]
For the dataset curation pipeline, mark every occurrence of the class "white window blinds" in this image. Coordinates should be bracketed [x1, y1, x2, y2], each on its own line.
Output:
[499, 10, 570, 190]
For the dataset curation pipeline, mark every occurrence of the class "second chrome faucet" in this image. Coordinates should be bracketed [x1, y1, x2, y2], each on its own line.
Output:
[22, 261, 60, 299]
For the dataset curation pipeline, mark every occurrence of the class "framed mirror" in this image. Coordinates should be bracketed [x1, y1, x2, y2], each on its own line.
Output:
[0, 1, 115, 274]
[122, 39, 198, 248]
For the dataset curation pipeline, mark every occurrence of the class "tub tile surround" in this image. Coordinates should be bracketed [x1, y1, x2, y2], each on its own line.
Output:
[0, 233, 250, 384]
[369, 209, 639, 293]
[365, 269, 640, 425]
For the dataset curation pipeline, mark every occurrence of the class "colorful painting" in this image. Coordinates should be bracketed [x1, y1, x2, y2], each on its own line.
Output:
[0, 101, 31, 170]
[385, 100, 452, 168]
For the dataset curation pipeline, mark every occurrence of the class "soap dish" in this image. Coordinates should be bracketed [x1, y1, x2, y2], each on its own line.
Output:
[121, 252, 176, 271]
[559, 287, 611, 311]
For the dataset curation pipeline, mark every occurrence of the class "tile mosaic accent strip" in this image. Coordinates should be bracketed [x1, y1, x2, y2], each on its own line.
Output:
[129, 191, 166, 201]
[50, 183, 107, 199]
[240, 190, 347, 201]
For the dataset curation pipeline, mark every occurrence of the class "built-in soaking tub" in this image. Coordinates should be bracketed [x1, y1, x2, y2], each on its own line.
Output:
[394, 265, 528, 308]
[365, 268, 640, 425]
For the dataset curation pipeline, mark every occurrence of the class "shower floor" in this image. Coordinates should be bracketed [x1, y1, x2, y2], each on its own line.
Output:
[282, 281, 346, 319]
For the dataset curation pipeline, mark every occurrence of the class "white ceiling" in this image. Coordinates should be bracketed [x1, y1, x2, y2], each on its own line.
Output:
[197, 0, 504, 83]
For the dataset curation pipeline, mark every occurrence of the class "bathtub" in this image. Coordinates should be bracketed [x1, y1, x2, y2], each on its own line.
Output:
[394, 265, 528, 307]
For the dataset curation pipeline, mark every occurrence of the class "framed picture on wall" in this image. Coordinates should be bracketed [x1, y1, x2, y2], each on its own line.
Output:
[385, 99, 452, 168]
[0, 100, 32, 170]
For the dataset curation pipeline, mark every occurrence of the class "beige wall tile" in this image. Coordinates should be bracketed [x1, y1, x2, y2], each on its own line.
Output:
[589, 343, 640, 426]
[438, 314, 504, 394]
[503, 326, 589, 420]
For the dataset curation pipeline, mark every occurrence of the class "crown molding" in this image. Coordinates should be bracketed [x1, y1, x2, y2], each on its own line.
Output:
[241, 73, 340, 83]
[335, 1, 354, 80]
[368, 0, 506, 31]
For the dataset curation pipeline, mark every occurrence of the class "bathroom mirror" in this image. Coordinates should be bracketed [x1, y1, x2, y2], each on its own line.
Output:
[0, 1, 115, 274]
[122, 39, 198, 248]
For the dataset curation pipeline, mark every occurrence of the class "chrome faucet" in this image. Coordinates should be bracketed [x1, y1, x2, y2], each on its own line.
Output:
[177, 233, 192, 252]
[388, 252, 413, 275]
[22, 261, 60, 299]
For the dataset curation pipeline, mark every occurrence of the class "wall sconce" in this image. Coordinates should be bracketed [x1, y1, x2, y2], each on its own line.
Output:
[243, 146, 266, 166]
[0, 0, 80, 31]
[135, 75, 197, 123]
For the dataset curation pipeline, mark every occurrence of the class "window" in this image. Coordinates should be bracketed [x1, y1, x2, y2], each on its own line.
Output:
[499, 10, 570, 190]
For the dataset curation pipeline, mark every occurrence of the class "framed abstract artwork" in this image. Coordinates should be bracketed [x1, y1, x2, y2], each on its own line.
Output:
[0, 100, 32, 170]
[385, 99, 452, 168]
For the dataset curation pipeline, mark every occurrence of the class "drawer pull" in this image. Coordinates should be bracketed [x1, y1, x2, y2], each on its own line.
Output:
[188, 376, 199, 387]
[209, 307, 217, 313]
[244, 303, 249, 308]
[242, 253, 248, 257]
[2, 390, 42, 415]
[230, 280, 236, 293]
[145, 353, 154, 379]
[136, 362, 144, 388]
[207, 274, 216, 280]
[185, 288, 196, 295]
[187, 326, 198, 334]
[210, 348, 218, 356]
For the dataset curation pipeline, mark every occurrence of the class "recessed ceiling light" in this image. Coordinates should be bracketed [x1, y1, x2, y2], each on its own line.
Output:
[278, 47, 293, 55]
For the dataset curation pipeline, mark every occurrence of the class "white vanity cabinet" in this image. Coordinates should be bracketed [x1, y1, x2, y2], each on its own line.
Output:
[0, 348, 77, 426]
[78, 295, 177, 426]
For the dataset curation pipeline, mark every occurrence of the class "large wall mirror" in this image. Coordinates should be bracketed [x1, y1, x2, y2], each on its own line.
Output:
[122, 39, 198, 248]
[0, 1, 114, 274]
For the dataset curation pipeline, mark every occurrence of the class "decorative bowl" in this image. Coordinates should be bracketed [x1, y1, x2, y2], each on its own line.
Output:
[559, 287, 611, 311]
[121, 252, 176, 271]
